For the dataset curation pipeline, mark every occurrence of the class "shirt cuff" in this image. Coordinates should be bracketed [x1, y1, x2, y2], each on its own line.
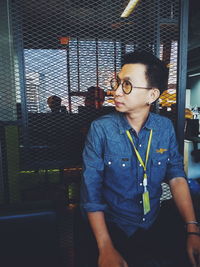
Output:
[82, 203, 107, 212]
[166, 170, 187, 181]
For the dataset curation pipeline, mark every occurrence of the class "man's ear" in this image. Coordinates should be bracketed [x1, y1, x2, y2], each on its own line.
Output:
[149, 88, 160, 104]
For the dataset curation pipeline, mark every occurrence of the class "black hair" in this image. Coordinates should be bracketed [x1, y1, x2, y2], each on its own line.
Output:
[47, 95, 62, 112]
[122, 51, 168, 94]
[47, 95, 61, 104]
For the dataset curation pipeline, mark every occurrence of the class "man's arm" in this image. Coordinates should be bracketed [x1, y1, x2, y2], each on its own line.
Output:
[169, 177, 197, 225]
[81, 121, 128, 267]
[169, 177, 200, 267]
[87, 211, 128, 267]
[85, 198, 129, 267]
[165, 119, 200, 267]
[87, 211, 113, 250]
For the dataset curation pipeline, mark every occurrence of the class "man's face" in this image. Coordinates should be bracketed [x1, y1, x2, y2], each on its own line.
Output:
[114, 63, 153, 114]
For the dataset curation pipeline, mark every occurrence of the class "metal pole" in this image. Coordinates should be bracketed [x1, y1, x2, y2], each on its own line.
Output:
[95, 38, 99, 88]
[114, 40, 117, 78]
[66, 45, 72, 113]
[77, 38, 80, 92]
[121, 41, 126, 66]
[176, 0, 189, 155]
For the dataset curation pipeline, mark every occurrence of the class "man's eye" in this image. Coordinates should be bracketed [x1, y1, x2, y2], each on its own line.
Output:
[124, 81, 130, 86]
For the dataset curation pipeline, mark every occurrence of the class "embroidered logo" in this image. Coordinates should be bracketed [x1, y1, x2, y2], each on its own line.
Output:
[156, 148, 167, 154]
[122, 158, 129, 161]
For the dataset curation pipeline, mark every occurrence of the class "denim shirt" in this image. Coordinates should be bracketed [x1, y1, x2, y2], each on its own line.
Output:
[81, 111, 186, 236]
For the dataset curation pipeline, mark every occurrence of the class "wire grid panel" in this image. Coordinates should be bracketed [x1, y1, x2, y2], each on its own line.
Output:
[160, 182, 172, 202]
[1, 0, 181, 202]
[158, 0, 179, 124]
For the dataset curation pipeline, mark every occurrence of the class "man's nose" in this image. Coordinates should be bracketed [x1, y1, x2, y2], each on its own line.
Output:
[114, 83, 123, 96]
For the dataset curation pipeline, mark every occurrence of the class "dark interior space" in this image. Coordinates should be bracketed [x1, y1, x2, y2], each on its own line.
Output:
[0, 0, 200, 266]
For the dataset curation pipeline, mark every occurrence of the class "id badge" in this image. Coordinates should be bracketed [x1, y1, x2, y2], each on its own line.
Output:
[142, 190, 150, 215]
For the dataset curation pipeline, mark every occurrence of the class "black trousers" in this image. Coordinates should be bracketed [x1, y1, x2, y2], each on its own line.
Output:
[75, 205, 191, 267]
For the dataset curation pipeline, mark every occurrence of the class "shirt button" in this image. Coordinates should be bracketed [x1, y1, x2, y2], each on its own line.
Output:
[139, 164, 142, 167]
[140, 183, 143, 186]
[108, 161, 112, 165]
[142, 218, 146, 222]
[122, 163, 126, 167]
[158, 161, 161, 165]
[168, 158, 170, 161]
[139, 144, 142, 147]
[140, 200, 142, 204]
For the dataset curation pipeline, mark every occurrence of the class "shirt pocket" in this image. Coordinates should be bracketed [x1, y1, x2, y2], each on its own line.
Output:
[103, 154, 132, 189]
[150, 157, 169, 184]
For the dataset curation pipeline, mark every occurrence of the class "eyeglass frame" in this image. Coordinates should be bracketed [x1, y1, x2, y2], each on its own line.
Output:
[110, 77, 152, 95]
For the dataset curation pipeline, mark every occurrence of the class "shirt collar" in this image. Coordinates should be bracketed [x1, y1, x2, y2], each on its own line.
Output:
[143, 112, 157, 131]
[117, 112, 158, 134]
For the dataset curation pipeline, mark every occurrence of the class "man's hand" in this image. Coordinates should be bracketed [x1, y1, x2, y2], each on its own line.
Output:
[187, 235, 200, 267]
[98, 245, 128, 267]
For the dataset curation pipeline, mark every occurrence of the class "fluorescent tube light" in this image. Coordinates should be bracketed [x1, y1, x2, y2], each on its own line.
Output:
[188, 73, 200, 77]
[121, 0, 140, 18]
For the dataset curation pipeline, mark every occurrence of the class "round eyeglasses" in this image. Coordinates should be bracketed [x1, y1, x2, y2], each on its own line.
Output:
[110, 78, 152, 95]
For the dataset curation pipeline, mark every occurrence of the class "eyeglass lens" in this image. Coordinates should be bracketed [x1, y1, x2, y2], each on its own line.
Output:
[110, 78, 132, 94]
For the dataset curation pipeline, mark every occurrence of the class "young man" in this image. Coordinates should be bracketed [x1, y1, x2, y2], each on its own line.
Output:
[81, 51, 200, 267]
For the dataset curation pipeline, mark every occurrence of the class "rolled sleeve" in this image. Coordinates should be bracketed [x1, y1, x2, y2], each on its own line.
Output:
[81, 121, 107, 213]
[82, 203, 107, 212]
[165, 122, 187, 181]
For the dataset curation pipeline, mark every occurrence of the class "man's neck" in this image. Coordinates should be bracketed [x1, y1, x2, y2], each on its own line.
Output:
[126, 109, 150, 134]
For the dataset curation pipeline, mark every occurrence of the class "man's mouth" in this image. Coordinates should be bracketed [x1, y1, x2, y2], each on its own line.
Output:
[114, 100, 124, 107]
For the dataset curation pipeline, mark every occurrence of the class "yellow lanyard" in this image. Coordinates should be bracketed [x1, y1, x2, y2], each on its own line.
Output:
[126, 129, 153, 215]
[126, 129, 152, 174]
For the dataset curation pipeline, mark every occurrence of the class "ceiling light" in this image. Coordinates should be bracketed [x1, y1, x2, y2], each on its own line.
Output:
[188, 73, 200, 77]
[121, 0, 140, 18]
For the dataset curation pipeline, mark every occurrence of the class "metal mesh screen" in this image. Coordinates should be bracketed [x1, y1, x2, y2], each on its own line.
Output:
[0, 0, 182, 204]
